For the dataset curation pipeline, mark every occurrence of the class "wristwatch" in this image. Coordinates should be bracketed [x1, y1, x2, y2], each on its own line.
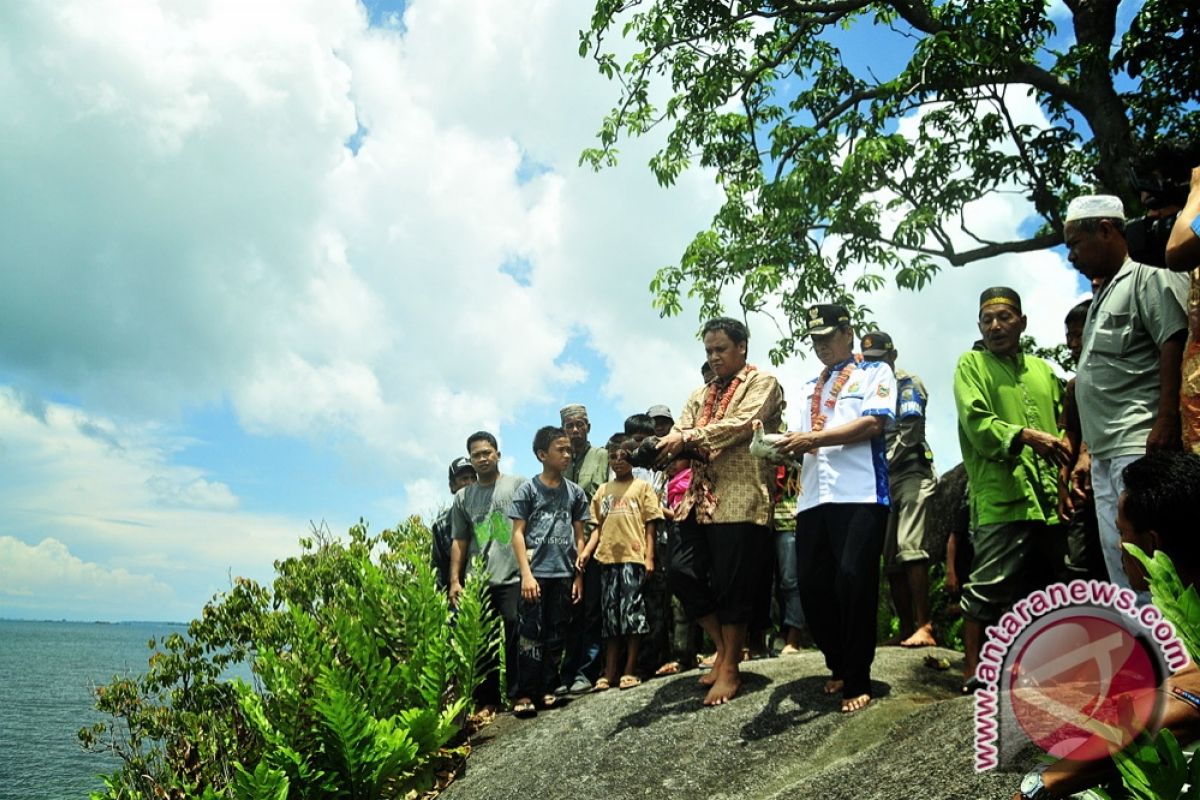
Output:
[1019, 764, 1051, 800]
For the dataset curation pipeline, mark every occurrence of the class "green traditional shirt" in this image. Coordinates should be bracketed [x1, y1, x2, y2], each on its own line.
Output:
[953, 350, 1063, 529]
[565, 444, 609, 501]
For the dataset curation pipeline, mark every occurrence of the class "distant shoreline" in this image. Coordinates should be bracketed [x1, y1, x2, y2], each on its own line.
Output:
[0, 617, 189, 626]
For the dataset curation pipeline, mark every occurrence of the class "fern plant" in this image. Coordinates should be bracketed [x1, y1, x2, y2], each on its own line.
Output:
[82, 517, 498, 800]
[1091, 546, 1200, 800]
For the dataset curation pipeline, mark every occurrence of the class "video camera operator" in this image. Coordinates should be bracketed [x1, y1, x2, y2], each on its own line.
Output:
[1165, 164, 1200, 454]
[1166, 165, 1200, 269]
[1112, 141, 1200, 456]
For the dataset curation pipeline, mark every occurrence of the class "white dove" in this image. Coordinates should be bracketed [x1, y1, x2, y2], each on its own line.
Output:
[749, 419, 803, 470]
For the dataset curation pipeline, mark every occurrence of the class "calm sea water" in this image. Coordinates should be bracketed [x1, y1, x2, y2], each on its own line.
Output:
[0, 619, 192, 800]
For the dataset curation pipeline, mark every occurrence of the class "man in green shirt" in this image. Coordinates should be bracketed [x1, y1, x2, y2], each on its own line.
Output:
[953, 287, 1071, 690]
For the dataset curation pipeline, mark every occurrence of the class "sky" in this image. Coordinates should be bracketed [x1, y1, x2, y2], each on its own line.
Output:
[1, 0, 1092, 622]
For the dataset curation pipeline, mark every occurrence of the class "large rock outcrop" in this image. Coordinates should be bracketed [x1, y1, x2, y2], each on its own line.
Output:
[442, 646, 1039, 800]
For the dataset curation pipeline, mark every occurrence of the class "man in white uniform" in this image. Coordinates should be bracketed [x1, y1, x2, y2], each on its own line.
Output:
[778, 304, 896, 713]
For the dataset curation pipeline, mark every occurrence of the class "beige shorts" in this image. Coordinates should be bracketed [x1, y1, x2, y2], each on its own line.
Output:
[883, 469, 935, 572]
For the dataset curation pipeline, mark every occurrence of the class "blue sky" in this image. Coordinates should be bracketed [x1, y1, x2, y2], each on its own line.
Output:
[0, 0, 1095, 621]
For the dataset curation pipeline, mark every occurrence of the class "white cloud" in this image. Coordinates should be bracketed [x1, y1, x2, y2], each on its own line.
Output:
[145, 474, 239, 510]
[0, 388, 306, 619]
[0, 536, 176, 620]
[0, 1, 1090, 621]
[0, 0, 723, 481]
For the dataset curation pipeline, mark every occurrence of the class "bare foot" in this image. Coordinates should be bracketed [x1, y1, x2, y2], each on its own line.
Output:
[779, 644, 802, 656]
[699, 651, 724, 686]
[703, 671, 741, 706]
[841, 693, 871, 713]
[899, 624, 937, 648]
[823, 678, 844, 695]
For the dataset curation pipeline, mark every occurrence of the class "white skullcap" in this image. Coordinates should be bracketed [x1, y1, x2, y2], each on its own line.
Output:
[1065, 194, 1125, 223]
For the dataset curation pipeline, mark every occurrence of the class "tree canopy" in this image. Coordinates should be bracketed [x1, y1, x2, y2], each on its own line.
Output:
[580, 0, 1199, 361]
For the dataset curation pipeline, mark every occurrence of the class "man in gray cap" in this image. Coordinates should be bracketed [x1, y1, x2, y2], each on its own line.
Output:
[430, 456, 478, 590]
[647, 404, 674, 438]
[862, 331, 938, 648]
[1065, 194, 1190, 590]
[559, 404, 609, 693]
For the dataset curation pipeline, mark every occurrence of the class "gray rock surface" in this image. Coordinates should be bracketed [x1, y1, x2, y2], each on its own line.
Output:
[442, 646, 1039, 800]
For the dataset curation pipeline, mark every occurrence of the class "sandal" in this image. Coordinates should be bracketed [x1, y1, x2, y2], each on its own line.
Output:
[619, 675, 642, 690]
[540, 694, 561, 709]
[513, 700, 538, 718]
[592, 677, 612, 692]
[654, 661, 681, 677]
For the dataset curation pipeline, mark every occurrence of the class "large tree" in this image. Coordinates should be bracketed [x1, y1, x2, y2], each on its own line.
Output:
[581, 0, 1198, 360]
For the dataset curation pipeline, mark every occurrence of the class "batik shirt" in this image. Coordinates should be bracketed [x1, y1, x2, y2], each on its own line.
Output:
[671, 366, 785, 527]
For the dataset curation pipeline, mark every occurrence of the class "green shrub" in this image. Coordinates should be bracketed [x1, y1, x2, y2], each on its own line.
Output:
[79, 518, 498, 800]
[1069, 547, 1200, 800]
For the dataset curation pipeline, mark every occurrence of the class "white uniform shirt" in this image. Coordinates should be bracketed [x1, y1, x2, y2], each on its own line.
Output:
[797, 358, 897, 512]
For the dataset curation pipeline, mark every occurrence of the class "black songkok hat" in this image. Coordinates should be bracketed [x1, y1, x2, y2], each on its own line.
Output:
[979, 287, 1022, 314]
[804, 303, 851, 336]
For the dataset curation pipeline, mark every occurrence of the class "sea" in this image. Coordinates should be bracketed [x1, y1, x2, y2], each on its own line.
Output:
[0, 619, 198, 800]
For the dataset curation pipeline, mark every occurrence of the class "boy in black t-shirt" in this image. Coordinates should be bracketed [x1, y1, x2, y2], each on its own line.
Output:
[510, 426, 590, 717]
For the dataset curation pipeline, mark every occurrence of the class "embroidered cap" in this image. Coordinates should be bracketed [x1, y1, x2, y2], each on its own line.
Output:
[559, 403, 589, 422]
[646, 404, 673, 421]
[448, 456, 475, 480]
[979, 286, 1023, 314]
[1065, 194, 1125, 223]
[804, 303, 851, 336]
[861, 330, 895, 357]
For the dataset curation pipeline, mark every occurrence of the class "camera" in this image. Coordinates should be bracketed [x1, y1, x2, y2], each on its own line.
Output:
[1125, 140, 1199, 267]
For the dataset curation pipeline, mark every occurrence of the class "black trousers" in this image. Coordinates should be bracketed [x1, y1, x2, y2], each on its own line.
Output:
[562, 559, 603, 685]
[516, 577, 572, 699]
[796, 503, 888, 699]
[476, 582, 520, 706]
[669, 519, 772, 626]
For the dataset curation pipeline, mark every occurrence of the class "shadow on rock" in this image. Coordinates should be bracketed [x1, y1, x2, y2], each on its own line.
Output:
[741, 676, 893, 741]
[610, 671, 772, 736]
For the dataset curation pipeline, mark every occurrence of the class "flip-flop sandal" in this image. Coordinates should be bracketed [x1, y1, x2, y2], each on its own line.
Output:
[513, 700, 538, 718]
[619, 675, 642, 690]
[540, 694, 561, 709]
[592, 677, 612, 692]
[654, 661, 681, 677]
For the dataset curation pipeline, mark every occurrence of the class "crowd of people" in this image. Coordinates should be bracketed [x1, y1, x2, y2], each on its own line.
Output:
[424, 186, 1200, 797]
